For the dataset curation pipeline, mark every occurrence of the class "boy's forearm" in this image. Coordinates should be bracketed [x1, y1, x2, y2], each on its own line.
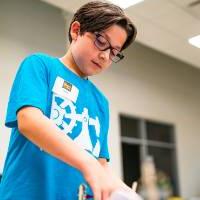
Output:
[17, 106, 96, 173]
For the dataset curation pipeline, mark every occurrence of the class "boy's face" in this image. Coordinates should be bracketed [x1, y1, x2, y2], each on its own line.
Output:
[70, 22, 127, 77]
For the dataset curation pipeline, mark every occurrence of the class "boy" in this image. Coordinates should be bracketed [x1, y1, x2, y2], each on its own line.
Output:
[0, 1, 137, 199]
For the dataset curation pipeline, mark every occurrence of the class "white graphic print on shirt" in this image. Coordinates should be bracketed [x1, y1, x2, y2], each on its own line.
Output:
[50, 77, 101, 157]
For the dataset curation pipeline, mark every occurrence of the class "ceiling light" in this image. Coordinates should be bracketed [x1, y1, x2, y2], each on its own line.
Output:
[188, 35, 200, 48]
[107, 0, 144, 9]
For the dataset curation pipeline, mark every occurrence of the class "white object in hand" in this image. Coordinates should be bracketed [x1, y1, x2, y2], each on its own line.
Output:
[109, 189, 143, 200]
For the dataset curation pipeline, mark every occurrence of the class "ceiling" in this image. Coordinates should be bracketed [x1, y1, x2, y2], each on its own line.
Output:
[41, 0, 200, 69]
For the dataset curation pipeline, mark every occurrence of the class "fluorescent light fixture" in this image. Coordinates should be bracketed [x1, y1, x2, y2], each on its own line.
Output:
[107, 0, 144, 9]
[188, 35, 200, 48]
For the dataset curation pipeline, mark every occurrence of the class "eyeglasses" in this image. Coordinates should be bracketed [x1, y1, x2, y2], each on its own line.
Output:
[93, 32, 124, 63]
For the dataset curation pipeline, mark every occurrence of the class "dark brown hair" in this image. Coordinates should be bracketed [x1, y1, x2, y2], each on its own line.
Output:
[68, 1, 137, 51]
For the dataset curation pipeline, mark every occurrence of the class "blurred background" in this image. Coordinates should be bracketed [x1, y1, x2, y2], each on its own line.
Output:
[0, 0, 200, 199]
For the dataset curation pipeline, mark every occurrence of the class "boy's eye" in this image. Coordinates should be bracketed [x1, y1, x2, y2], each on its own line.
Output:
[96, 36, 108, 47]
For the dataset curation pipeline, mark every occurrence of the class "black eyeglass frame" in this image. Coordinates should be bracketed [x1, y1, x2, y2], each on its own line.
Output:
[93, 32, 124, 63]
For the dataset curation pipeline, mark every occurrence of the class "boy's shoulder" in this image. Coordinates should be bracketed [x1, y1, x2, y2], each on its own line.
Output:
[20, 52, 57, 72]
[25, 52, 55, 62]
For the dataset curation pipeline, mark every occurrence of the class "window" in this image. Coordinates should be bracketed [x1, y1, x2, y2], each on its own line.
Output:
[120, 114, 179, 197]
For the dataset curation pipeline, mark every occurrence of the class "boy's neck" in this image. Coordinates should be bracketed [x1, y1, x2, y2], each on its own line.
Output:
[60, 50, 88, 79]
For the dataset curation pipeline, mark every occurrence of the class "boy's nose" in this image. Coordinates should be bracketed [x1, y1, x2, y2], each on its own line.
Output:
[99, 49, 110, 61]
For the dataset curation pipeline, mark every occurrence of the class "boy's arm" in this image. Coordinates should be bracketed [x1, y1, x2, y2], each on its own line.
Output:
[17, 106, 114, 200]
[18, 106, 94, 171]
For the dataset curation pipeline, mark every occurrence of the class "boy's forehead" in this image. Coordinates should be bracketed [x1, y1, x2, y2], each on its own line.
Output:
[100, 25, 127, 49]
[101, 32, 121, 50]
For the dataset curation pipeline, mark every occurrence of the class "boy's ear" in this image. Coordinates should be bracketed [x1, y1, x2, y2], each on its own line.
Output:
[70, 21, 81, 41]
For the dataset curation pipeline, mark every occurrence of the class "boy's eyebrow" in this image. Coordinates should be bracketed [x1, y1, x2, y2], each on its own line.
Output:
[102, 32, 122, 50]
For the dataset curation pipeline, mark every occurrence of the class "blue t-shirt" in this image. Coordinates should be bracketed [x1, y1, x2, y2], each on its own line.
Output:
[0, 53, 110, 200]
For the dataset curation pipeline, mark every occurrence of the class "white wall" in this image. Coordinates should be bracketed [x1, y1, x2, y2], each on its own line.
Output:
[0, 0, 66, 172]
[1, 0, 200, 198]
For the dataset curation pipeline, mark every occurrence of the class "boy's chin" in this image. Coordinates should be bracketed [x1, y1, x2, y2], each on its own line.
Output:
[81, 68, 101, 77]
[82, 72, 99, 77]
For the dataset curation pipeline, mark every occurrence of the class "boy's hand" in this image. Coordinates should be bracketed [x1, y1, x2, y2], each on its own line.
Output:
[81, 159, 116, 200]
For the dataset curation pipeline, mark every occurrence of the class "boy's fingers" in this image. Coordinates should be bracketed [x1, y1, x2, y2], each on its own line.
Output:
[92, 185, 101, 200]
[102, 190, 109, 200]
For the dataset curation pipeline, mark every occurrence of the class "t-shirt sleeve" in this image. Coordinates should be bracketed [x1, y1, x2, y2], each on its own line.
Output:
[99, 100, 110, 161]
[5, 54, 49, 128]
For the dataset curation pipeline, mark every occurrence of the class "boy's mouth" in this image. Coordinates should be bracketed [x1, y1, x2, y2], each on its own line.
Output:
[92, 61, 102, 69]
